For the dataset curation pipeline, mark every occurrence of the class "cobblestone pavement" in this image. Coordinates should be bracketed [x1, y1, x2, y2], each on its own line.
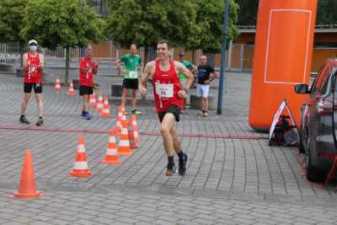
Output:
[0, 73, 336, 225]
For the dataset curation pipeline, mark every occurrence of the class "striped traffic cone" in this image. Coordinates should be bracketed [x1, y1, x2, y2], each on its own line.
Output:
[69, 135, 92, 177]
[96, 96, 104, 113]
[67, 81, 76, 96]
[89, 93, 97, 108]
[118, 120, 132, 156]
[100, 96, 111, 118]
[55, 79, 61, 93]
[129, 114, 139, 149]
[102, 129, 121, 165]
[115, 107, 127, 136]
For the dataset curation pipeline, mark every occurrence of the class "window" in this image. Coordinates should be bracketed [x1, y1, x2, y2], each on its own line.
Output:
[311, 63, 332, 96]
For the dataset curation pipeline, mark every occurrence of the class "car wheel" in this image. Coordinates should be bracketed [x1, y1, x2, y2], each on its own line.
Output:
[305, 137, 326, 183]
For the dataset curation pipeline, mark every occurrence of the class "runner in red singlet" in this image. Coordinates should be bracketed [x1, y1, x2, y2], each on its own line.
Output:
[19, 39, 45, 126]
[140, 40, 194, 176]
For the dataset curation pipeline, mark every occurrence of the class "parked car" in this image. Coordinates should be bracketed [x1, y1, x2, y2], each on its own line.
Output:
[294, 59, 337, 182]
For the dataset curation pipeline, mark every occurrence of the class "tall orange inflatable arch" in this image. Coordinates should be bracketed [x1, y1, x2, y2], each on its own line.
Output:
[249, 0, 318, 130]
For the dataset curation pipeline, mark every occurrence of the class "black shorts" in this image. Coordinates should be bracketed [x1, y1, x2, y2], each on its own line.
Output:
[122, 79, 138, 90]
[158, 105, 181, 123]
[79, 85, 93, 96]
[24, 83, 42, 94]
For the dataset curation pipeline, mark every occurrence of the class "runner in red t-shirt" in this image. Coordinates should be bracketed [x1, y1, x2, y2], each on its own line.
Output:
[19, 39, 45, 126]
[140, 40, 194, 176]
[79, 45, 98, 120]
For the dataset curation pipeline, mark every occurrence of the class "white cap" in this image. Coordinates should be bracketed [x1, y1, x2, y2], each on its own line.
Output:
[28, 39, 38, 45]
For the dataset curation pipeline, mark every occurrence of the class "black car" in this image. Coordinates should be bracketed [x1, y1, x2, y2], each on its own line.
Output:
[295, 59, 337, 182]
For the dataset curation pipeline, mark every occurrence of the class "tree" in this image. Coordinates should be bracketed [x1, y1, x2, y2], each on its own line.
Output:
[21, 0, 105, 83]
[190, 0, 238, 53]
[0, 0, 28, 68]
[106, 0, 238, 60]
[106, 0, 199, 61]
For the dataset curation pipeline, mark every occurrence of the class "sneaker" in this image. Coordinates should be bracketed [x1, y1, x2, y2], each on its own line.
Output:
[132, 109, 142, 115]
[81, 111, 87, 117]
[36, 117, 44, 126]
[165, 163, 176, 176]
[178, 153, 188, 176]
[19, 115, 30, 124]
[203, 111, 208, 117]
[85, 112, 92, 120]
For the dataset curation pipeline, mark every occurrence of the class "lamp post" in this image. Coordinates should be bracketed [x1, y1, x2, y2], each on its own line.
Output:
[217, 0, 230, 114]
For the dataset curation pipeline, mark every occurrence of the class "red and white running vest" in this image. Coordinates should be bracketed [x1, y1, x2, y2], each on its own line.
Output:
[152, 59, 184, 112]
[24, 53, 42, 83]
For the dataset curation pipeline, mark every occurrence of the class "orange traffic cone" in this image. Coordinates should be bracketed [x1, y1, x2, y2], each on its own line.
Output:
[100, 96, 111, 118]
[118, 120, 132, 156]
[96, 96, 104, 113]
[14, 149, 41, 199]
[115, 110, 127, 136]
[89, 93, 97, 108]
[67, 81, 76, 96]
[55, 79, 61, 93]
[102, 129, 121, 165]
[69, 135, 92, 177]
[129, 114, 139, 149]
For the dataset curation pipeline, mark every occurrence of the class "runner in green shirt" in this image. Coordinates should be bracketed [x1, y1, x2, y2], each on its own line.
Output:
[118, 44, 142, 115]
[178, 51, 194, 111]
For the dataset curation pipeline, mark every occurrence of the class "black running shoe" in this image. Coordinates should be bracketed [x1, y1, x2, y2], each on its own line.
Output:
[19, 115, 30, 124]
[165, 163, 176, 176]
[178, 153, 188, 176]
[36, 117, 44, 126]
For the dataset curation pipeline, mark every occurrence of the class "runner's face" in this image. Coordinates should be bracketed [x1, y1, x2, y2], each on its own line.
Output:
[200, 56, 207, 65]
[86, 47, 93, 58]
[130, 45, 137, 55]
[157, 43, 169, 61]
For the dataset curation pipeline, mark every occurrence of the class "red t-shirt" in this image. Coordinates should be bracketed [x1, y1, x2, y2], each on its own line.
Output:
[152, 60, 184, 112]
[79, 57, 97, 87]
[24, 53, 42, 84]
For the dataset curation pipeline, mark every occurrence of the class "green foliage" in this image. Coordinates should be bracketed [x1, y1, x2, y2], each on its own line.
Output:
[106, 0, 198, 48]
[192, 0, 238, 53]
[0, 0, 27, 42]
[21, 0, 105, 49]
[105, 0, 238, 53]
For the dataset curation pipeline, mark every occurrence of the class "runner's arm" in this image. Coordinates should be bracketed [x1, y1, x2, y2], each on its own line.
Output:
[23, 53, 29, 72]
[139, 61, 154, 96]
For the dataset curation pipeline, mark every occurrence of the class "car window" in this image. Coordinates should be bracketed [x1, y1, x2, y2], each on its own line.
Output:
[311, 63, 332, 95]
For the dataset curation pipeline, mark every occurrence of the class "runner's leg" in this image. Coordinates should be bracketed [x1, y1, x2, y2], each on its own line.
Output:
[160, 113, 177, 175]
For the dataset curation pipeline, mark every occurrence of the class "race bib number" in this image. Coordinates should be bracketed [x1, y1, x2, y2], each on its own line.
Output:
[29, 65, 36, 74]
[156, 83, 173, 98]
[128, 71, 138, 79]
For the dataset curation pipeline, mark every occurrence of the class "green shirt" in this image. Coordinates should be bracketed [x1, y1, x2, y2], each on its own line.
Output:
[179, 60, 193, 80]
[121, 54, 142, 79]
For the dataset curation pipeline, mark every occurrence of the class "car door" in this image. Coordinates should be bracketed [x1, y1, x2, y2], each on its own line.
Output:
[302, 64, 331, 148]
[333, 72, 337, 150]
[315, 70, 335, 153]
